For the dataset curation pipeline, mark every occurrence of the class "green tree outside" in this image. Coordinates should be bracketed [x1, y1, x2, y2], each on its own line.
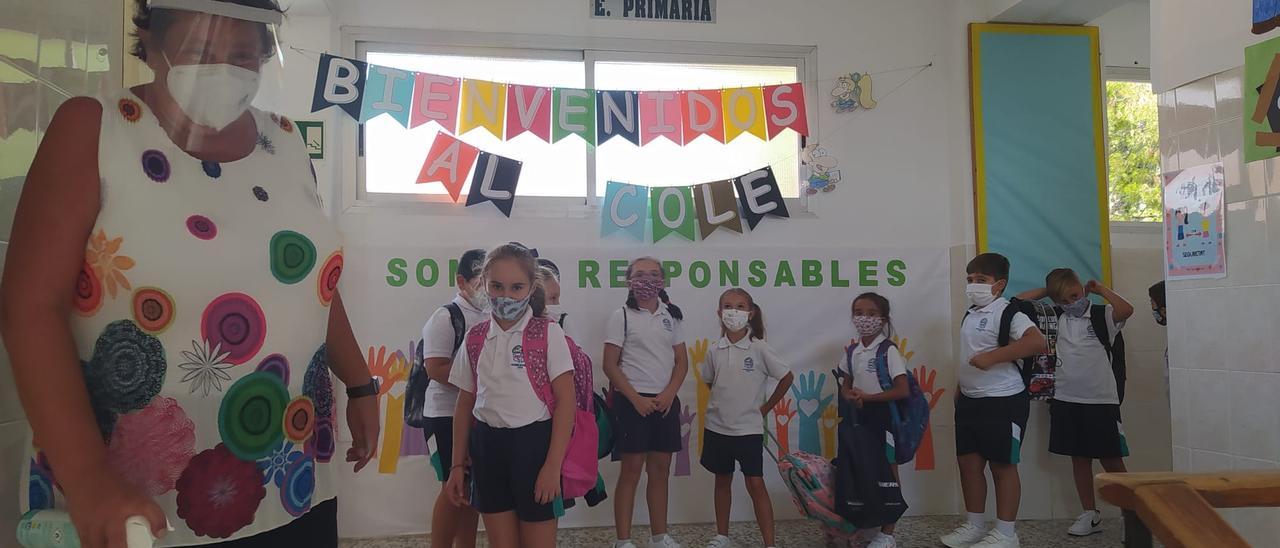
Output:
[1106, 81, 1162, 222]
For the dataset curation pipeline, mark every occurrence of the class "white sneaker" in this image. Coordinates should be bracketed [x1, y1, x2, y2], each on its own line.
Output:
[867, 533, 897, 548]
[706, 535, 732, 548]
[1067, 510, 1103, 536]
[614, 541, 638, 548]
[970, 529, 1019, 548]
[940, 522, 987, 547]
[650, 534, 683, 548]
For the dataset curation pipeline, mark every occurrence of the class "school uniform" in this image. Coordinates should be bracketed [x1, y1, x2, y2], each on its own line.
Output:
[419, 294, 488, 480]
[448, 308, 574, 522]
[841, 334, 909, 451]
[604, 304, 686, 454]
[957, 298, 1036, 464]
[699, 335, 791, 477]
[1050, 305, 1130, 459]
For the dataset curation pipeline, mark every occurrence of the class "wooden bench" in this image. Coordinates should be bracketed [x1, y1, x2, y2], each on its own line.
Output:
[1096, 471, 1280, 547]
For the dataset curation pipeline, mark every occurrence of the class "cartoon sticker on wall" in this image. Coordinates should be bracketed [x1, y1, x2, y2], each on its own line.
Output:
[830, 72, 877, 113]
[802, 143, 842, 195]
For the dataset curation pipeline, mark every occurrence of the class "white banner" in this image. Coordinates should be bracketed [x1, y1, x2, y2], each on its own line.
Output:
[334, 244, 953, 537]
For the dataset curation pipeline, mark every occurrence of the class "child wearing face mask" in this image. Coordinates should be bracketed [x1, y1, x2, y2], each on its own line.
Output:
[445, 243, 576, 548]
[1016, 269, 1133, 538]
[538, 259, 571, 336]
[699, 289, 794, 548]
[420, 248, 488, 548]
[942, 253, 1047, 548]
[603, 257, 689, 548]
[837, 293, 909, 548]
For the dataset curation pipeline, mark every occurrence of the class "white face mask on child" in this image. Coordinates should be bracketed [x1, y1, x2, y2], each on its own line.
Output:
[720, 309, 750, 332]
[966, 283, 997, 308]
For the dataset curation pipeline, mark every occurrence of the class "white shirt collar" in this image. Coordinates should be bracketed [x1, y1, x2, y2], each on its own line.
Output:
[852, 333, 888, 351]
[972, 297, 1008, 313]
[485, 307, 533, 339]
[715, 335, 753, 350]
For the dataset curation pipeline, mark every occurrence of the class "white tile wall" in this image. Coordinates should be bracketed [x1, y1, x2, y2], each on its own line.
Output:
[1166, 67, 1280, 543]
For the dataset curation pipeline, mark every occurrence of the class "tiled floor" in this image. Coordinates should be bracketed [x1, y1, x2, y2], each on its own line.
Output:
[340, 515, 1125, 547]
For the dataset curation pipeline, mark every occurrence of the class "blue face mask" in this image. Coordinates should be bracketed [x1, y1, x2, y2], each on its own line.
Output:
[490, 295, 531, 322]
[1062, 296, 1090, 318]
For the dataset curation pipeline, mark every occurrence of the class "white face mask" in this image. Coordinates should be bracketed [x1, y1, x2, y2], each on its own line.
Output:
[966, 283, 997, 308]
[164, 54, 260, 131]
[464, 285, 490, 313]
[720, 309, 750, 333]
[545, 304, 565, 320]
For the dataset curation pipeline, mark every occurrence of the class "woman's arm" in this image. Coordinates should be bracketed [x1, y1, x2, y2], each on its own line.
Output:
[326, 291, 378, 472]
[656, 343, 688, 414]
[1, 97, 167, 542]
[535, 373, 576, 504]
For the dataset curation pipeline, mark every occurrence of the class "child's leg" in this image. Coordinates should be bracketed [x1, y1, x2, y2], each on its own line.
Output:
[989, 462, 1021, 522]
[957, 453, 989, 514]
[614, 453, 646, 540]
[645, 451, 674, 535]
[714, 473, 733, 536]
[744, 475, 776, 546]
[430, 492, 479, 548]
[1071, 457, 1097, 511]
[518, 518, 558, 548]
[1100, 457, 1127, 473]
[480, 511, 520, 548]
[881, 464, 900, 535]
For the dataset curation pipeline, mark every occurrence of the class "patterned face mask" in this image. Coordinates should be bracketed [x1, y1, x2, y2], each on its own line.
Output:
[853, 316, 885, 338]
[1062, 296, 1090, 318]
[489, 295, 530, 322]
[628, 277, 664, 301]
[720, 309, 750, 332]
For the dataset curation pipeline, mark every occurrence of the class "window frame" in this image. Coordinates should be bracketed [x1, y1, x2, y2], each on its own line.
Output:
[340, 27, 817, 216]
[1102, 66, 1161, 227]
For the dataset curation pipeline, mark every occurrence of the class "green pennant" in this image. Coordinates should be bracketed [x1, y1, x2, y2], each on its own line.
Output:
[552, 88, 596, 146]
[649, 186, 698, 242]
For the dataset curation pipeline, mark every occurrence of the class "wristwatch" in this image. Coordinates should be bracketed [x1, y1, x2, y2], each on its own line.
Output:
[346, 377, 380, 399]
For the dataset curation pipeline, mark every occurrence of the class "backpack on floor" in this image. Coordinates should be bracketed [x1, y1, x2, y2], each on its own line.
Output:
[466, 317, 599, 499]
[850, 339, 931, 465]
[404, 303, 466, 429]
[1053, 303, 1128, 403]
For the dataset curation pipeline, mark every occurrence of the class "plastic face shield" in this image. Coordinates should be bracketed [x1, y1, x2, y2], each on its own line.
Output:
[144, 0, 286, 116]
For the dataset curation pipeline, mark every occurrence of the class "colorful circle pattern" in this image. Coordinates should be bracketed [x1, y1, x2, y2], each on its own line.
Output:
[74, 260, 103, 316]
[176, 444, 265, 539]
[280, 452, 315, 517]
[302, 344, 333, 420]
[305, 415, 335, 463]
[118, 98, 142, 123]
[186, 215, 217, 240]
[255, 354, 290, 384]
[201, 292, 266, 365]
[218, 372, 289, 461]
[253, 186, 269, 201]
[132, 287, 175, 333]
[84, 320, 166, 416]
[269, 231, 317, 285]
[141, 150, 170, 183]
[202, 161, 222, 178]
[283, 396, 315, 443]
[317, 251, 343, 306]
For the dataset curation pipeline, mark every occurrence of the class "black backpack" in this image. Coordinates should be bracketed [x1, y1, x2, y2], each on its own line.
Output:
[964, 298, 1058, 398]
[1052, 304, 1127, 403]
[404, 303, 466, 429]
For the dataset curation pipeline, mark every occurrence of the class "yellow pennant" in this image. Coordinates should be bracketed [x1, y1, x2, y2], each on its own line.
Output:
[459, 79, 507, 139]
[721, 87, 767, 142]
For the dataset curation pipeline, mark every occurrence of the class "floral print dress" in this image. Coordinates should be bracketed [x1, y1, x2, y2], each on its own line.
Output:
[19, 88, 343, 546]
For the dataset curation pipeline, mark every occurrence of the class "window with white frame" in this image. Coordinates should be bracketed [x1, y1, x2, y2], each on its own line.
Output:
[354, 35, 809, 206]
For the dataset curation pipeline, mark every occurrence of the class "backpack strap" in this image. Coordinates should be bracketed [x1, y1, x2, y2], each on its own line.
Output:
[445, 303, 466, 355]
[622, 307, 628, 345]
[464, 321, 492, 391]
[873, 339, 898, 392]
[558, 313, 568, 328]
[1089, 304, 1114, 360]
[997, 301, 1018, 348]
[521, 316, 556, 411]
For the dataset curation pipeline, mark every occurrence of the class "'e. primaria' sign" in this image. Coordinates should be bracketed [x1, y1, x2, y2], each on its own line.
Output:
[591, 0, 715, 23]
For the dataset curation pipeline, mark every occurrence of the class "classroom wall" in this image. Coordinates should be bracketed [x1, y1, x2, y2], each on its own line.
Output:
[1150, 0, 1252, 93]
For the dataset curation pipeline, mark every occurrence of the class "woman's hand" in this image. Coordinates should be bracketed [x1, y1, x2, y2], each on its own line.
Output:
[345, 395, 380, 473]
[445, 466, 469, 507]
[629, 393, 656, 417]
[653, 391, 676, 415]
[534, 464, 562, 505]
[65, 474, 168, 548]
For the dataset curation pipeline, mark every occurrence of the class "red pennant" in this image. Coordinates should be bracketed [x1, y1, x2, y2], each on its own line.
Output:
[639, 91, 683, 146]
[505, 84, 552, 142]
[416, 133, 479, 202]
[763, 83, 810, 139]
[410, 73, 460, 133]
[681, 90, 725, 144]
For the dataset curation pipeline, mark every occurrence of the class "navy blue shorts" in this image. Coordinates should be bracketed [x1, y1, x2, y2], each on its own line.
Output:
[469, 420, 562, 522]
[613, 393, 682, 454]
[700, 429, 764, 477]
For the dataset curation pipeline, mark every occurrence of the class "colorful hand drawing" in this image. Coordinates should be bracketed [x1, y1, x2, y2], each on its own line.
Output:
[820, 403, 839, 459]
[773, 397, 796, 455]
[367, 346, 410, 474]
[913, 365, 945, 471]
[675, 405, 695, 477]
[790, 371, 833, 455]
[688, 339, 712, 453]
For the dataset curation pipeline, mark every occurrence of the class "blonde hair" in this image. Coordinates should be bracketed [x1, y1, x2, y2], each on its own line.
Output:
[481, 243, 546, 316]
[1045, 268, 1081, 302]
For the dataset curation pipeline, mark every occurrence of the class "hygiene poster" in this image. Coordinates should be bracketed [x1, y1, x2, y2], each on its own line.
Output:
[1162, 163, 1227, 280]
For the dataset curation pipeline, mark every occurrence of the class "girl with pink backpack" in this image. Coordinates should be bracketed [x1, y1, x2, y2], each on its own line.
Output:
[445, 243, 579, 548]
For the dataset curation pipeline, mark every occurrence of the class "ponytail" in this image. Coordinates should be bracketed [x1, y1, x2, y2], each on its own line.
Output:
[748, 302, 766, 340]
[658, 289, 684, 321]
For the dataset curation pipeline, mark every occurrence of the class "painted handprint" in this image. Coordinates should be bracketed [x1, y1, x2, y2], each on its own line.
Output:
[675, 405, 695, 477]
[366, 345, 408, 399]
[913, 364, 946, 471]
[820, 403, 840, 459]
[688, 338, 712, 452]
[773, 398, 796, 455]
[790, 371, 834, 455]
[891, 335, 915, 362]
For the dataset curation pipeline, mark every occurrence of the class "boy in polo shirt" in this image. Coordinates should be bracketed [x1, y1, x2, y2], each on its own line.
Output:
[1017, 269, 1134, 538]
[942, 253, 1047, 548]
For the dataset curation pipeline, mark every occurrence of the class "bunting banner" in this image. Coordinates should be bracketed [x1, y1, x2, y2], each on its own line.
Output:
[309, 53, 809, 146]
[416, 132, 480, 202]
[600, 166, 787, 243]
[466, 151, 523, 217]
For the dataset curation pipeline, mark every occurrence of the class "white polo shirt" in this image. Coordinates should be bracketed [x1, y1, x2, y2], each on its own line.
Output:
[604, 304, 686, 394]
[960, 298, 1036, 398]
[419, 295, 489, 418]
[1054, 304, 1124, 405]
[701, 336, 791, 436]
[448, 308, 574, 429]
[839, 334, 908, 395]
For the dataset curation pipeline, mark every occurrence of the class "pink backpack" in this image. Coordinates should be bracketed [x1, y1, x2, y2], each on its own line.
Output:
[466, 316, 599, 499]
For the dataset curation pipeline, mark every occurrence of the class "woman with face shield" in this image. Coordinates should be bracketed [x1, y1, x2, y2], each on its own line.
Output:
[1, 1, 379, 546]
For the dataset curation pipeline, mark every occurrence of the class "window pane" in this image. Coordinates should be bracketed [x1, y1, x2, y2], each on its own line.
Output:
[363, 52, 586, 197]
[593, 61, 800, 198]
[1106, 80, 1161, 222]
